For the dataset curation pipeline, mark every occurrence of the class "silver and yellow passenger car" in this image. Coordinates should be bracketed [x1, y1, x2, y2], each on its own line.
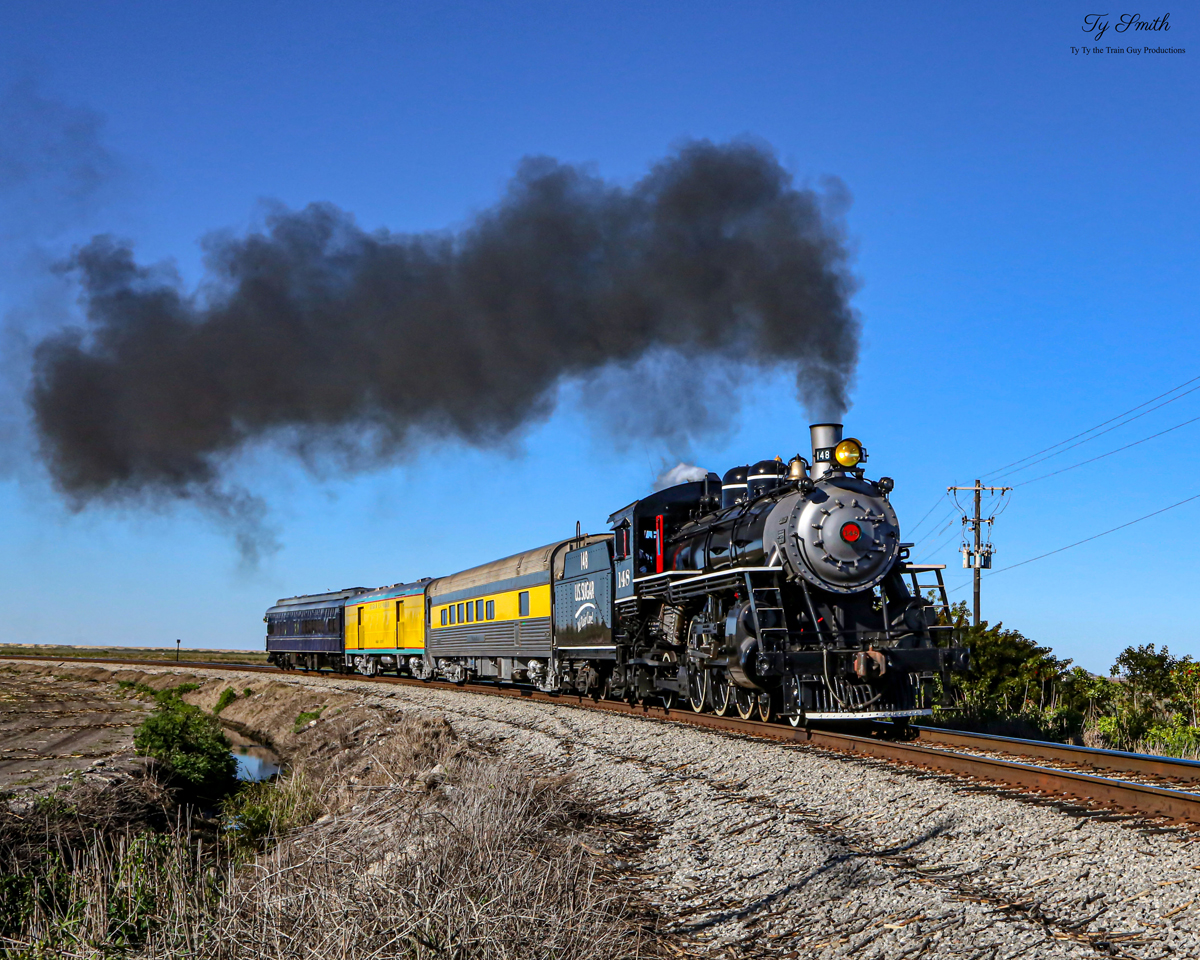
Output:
[424, 536, 610, 687]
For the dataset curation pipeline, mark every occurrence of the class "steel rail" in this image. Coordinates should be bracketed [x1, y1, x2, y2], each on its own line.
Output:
[915, 726, 1200, 784]
[8, 654, 1200, 823]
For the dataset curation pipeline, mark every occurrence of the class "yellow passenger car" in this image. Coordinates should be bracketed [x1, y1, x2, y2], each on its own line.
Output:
[342, 579, 429, 676]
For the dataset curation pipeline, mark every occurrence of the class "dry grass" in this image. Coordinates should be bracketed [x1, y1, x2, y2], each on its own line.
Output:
[1, 708, 662, 959]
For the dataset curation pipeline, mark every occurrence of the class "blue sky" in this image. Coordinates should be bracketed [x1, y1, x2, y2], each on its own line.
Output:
[0, 3, 1195, 671]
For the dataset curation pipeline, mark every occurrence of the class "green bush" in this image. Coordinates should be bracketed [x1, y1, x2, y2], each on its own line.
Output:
[1140, 716, 1200, 758]
[294, 708, 323, 733]
[214, 688, 238, 715]
[134, 695, 236, 798]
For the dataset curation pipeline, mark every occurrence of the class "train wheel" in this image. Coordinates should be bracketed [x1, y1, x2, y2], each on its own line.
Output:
[687, 665, 707, 713]
[660, 651, 678, 709]
[757, 693, 774, 723]
[734, 685, 755, 720]
[785, 675, 803, 727]
[711, 676, 733, 716]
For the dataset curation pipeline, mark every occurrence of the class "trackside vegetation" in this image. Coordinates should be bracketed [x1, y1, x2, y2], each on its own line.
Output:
[936, 601, 1200, 756]
[0, 672, 655, 958]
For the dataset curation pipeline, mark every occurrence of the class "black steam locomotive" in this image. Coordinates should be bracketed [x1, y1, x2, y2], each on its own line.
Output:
[266, 423, 968, 727]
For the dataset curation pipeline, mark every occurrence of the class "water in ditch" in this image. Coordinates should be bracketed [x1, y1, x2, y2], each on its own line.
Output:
[232, 744, 282, 782]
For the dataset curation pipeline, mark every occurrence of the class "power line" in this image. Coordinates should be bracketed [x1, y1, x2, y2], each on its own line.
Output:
[949, 492, 1200, 591]
[908, 375, 1200, 568]
[906, 495, 949, 538]
[981, 373, 1200, 479]
[988, 382, 1200, 482]
[913, 528, 963, 564]
[948, 481, 1012, 625]
[910, 508, 959, 549]
[1014, 414, 1200, 488]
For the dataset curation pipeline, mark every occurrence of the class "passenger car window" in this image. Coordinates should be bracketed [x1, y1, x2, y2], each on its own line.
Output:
[466, 602, 473, 623]
[440, 608, 447, 626]
[519, 591, 530, 617]
[457, 603, 464, 623]
[476, 600, 483, 621]
[486, 600, 495, 620]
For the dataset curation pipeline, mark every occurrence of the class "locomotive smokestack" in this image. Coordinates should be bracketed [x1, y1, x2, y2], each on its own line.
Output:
[809, 423, 843, 479]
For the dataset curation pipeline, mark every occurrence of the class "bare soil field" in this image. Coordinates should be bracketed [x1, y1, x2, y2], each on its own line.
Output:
[0, 667, 154, 797]
[0, 643, 267, 665]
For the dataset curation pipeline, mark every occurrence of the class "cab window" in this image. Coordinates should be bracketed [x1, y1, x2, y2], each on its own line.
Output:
[614, 522, 631, 560]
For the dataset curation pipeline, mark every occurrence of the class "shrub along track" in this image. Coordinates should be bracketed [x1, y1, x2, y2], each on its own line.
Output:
[7, 656, 1200, 959]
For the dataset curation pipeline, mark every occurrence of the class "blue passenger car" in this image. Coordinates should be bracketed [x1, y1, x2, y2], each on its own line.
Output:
[264, 587, 367, 671]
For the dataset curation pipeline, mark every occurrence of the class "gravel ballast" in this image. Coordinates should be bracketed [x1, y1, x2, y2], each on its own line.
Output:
[12, 660, 1200, 959]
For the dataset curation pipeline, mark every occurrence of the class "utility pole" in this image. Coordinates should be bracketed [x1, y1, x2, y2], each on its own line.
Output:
[947, 480, 1012, 627]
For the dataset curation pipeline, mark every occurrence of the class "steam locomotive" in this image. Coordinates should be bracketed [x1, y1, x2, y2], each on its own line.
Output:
[266, 423, 968, 726]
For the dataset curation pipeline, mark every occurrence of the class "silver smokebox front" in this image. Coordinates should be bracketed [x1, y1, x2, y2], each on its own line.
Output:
[809, 423, 843, 480]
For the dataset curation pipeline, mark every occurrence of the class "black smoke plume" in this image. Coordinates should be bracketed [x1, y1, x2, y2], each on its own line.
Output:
[31, 140, 859, 527]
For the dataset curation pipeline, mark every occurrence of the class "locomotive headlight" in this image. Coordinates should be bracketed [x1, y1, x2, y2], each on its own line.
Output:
[834, 438, 863, 468]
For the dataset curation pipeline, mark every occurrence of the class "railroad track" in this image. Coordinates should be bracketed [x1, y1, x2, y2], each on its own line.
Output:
[10, 653, 1200, 826]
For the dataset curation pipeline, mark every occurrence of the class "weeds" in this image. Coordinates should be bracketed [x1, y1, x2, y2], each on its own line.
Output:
[293, 708, 322, 733]
[0, 816, 224, 956]
[220, 767, 322, 855]
[117, 680, 200, 703]
[213, 689, 238, 715]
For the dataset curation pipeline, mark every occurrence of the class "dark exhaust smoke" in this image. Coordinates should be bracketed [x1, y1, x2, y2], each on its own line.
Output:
[30, 140, 860, 539]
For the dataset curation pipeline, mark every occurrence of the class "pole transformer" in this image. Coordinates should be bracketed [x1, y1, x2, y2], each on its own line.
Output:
[947, 480, 1012, 627]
